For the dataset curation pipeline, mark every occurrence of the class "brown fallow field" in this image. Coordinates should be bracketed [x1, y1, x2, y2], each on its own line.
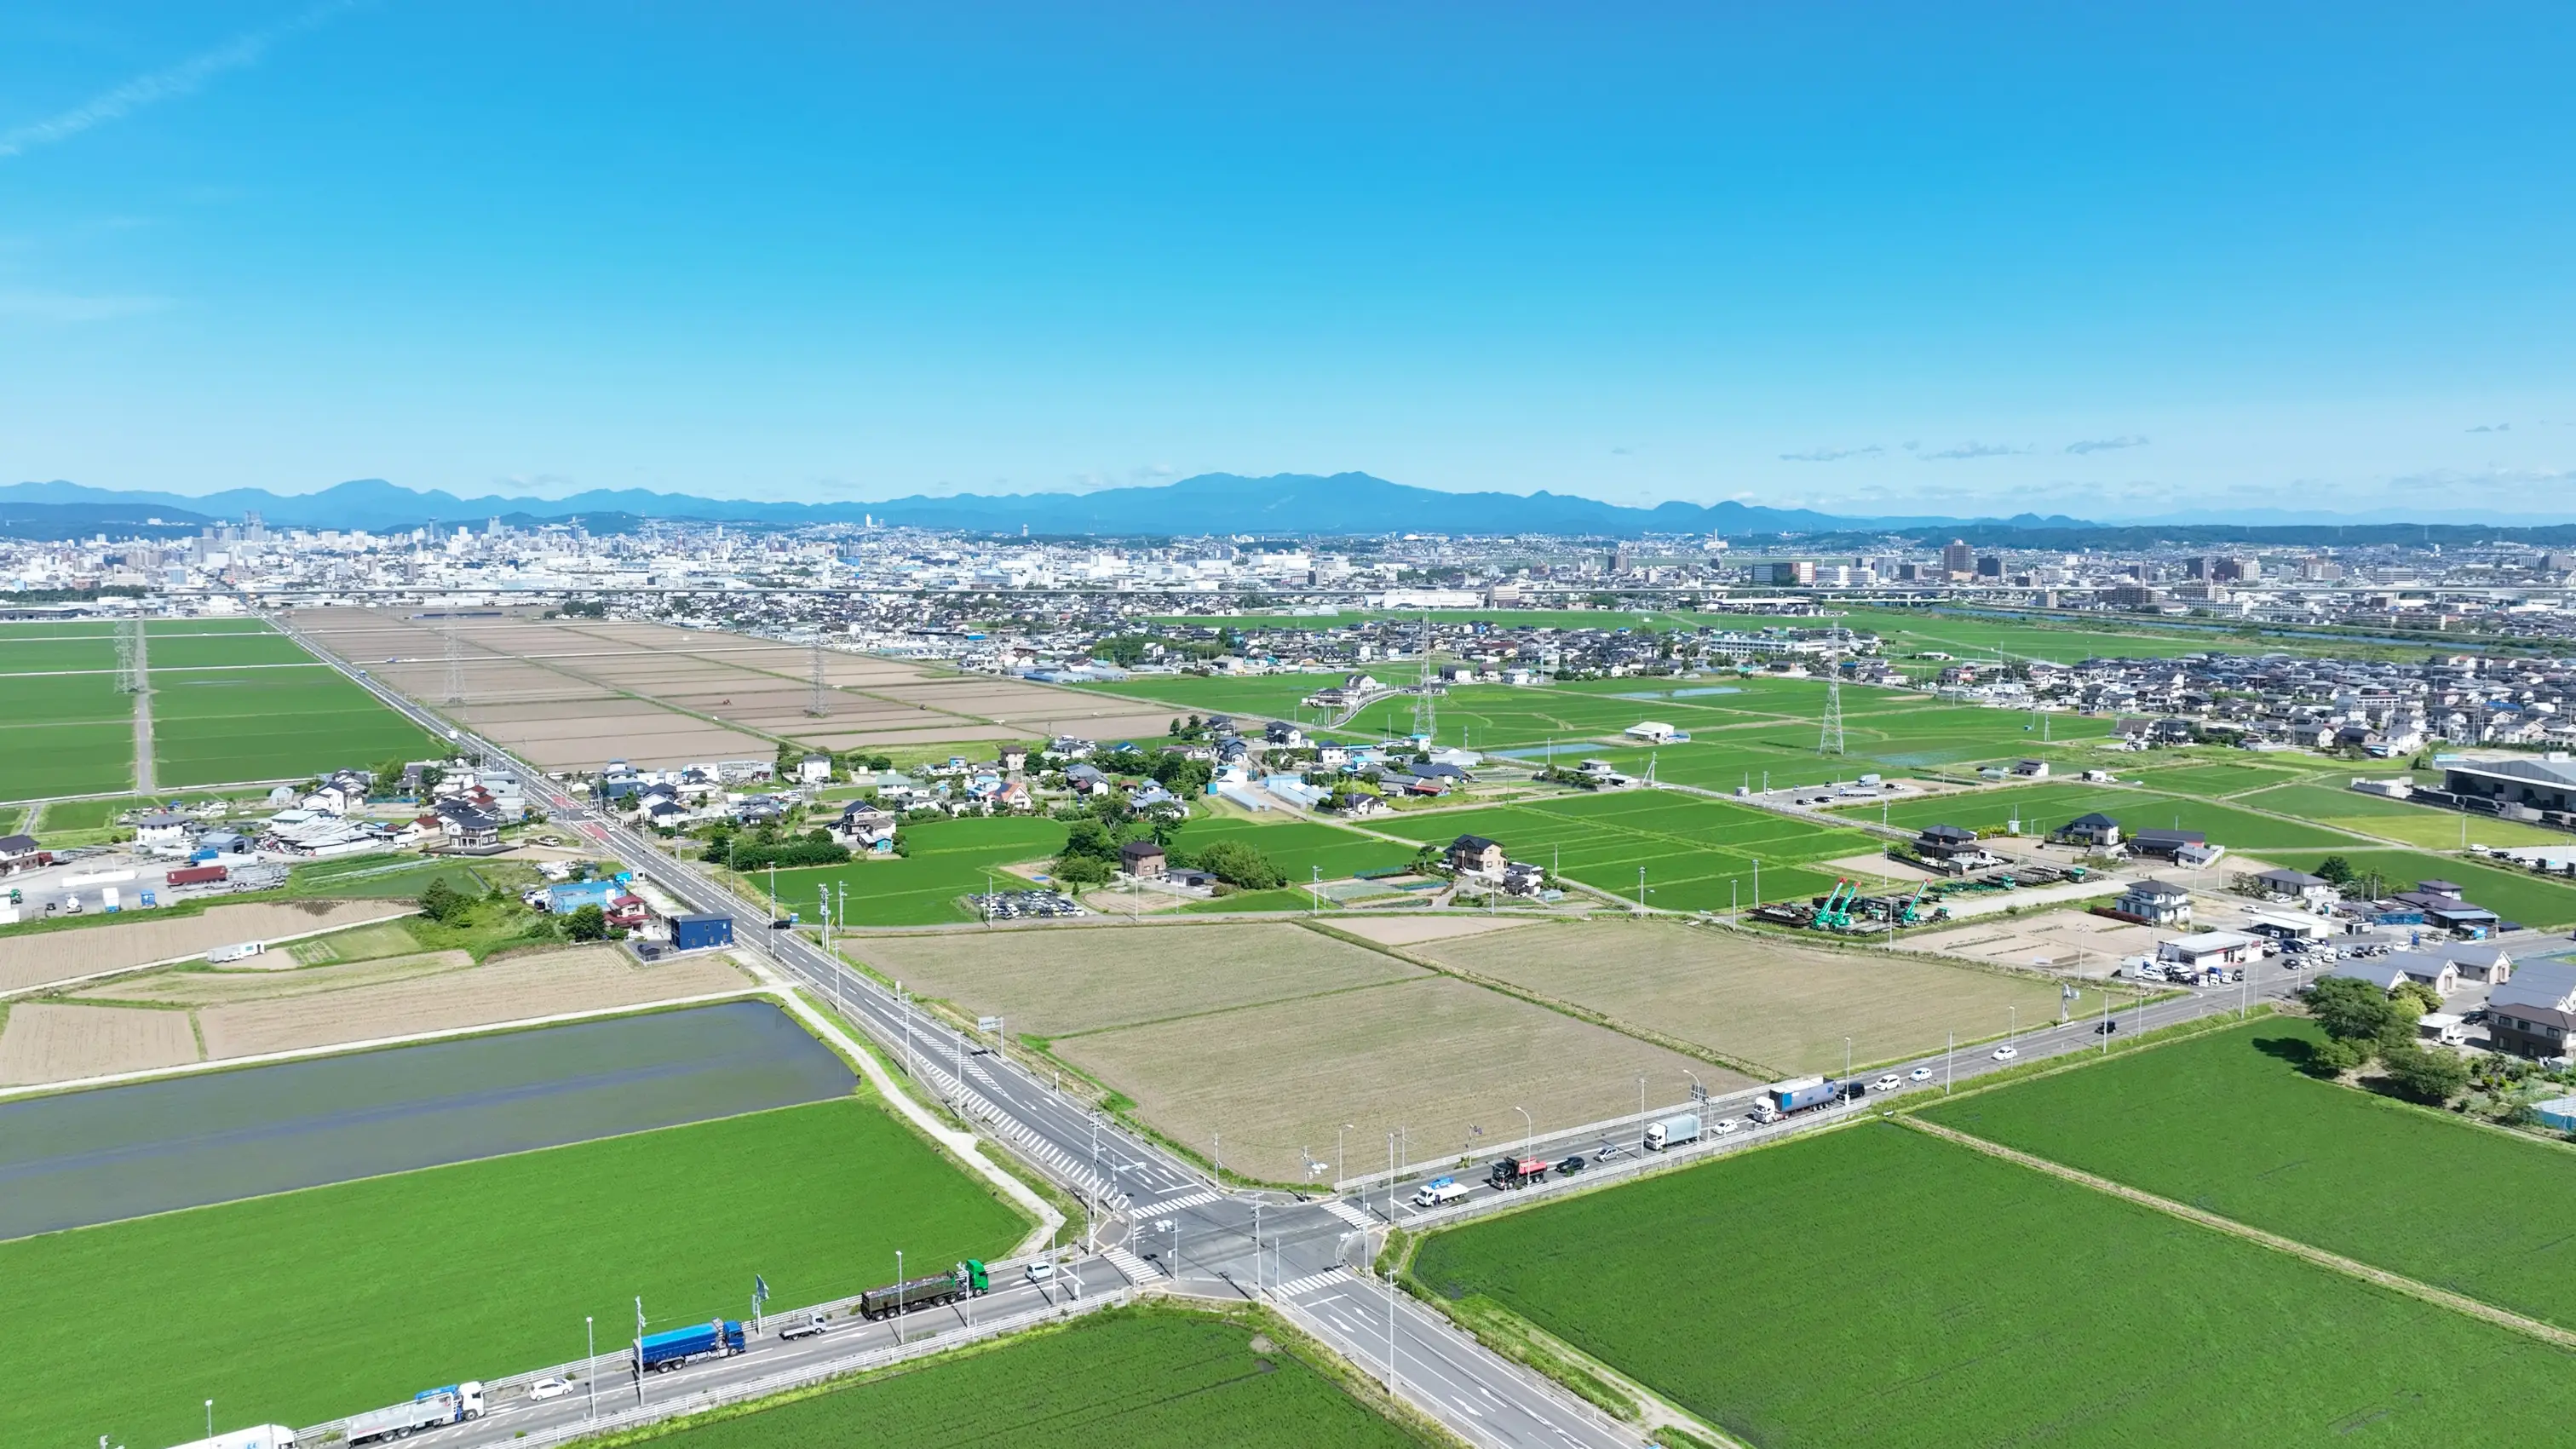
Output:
[848, 921, 1737, 1183]
[1400, 918, 2130, 1078]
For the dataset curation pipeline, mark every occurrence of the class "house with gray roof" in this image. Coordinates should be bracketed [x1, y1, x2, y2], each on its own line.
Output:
[2487, 959, 2576, 1059]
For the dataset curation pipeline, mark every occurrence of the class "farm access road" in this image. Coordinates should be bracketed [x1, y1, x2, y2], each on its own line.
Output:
[286, 617, 1641, 1449]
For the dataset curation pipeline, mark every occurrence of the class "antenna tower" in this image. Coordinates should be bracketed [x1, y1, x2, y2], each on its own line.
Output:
[1816, 638, 1846, 756]
[1411, 613, 1437, 742]
[113, 616, 142, 693]
[442, 618, 466, 704]
[807, 635, 832, 717]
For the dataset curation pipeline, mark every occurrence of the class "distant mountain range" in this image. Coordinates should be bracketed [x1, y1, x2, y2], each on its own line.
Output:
[0, 473, 2089, 538]
[9, 473, 2575, 544]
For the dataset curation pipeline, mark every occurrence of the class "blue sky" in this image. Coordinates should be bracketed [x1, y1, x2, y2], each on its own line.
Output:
[3, 2, 2573, 519]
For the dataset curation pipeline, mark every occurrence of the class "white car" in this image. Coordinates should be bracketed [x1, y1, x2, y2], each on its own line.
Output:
[1870, 1074, 1902, 1092]
[1711, 1117, 1742, 1135]
[1992, 1044, 2020, 1061]
[526, 1377, 575, 1402]
[1025, 1261, 1057, 1285]
[1908, 1067, 1934, 1082]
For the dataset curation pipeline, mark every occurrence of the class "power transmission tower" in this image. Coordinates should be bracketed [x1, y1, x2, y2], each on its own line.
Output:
[1411, 613, 1437, 743]
[1817, 648, 1845, 756]
[807, 635, 832, 717]
[113, 617, 142, 693]
[442, 618, 466, 704]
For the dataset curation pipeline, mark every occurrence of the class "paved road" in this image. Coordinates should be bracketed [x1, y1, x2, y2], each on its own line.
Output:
[283, 620, 1645, 1449]
[396, 1259, 1129, 1449]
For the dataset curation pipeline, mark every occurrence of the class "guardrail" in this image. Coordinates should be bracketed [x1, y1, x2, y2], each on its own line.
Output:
[295, 1254, 1093, 1442]
[1331, 1087, 1766, 1194]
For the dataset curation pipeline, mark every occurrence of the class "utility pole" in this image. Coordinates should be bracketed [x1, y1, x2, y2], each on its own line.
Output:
[807, 635, 831, 717]
[442, 618, 464, 704]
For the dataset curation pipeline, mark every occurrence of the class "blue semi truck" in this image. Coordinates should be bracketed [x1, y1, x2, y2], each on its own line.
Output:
[634, 1320, 747, 1373]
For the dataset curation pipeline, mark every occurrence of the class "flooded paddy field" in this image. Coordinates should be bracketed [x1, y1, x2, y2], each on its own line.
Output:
[0, 1000, 850, 1239]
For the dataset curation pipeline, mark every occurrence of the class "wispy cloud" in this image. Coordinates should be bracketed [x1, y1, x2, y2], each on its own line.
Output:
[1779, 445, 1883, 463]
[0, 2, 359, 163]
[0, 289, 169, 321]
[1920, 441, 2027, 461]
[2065, 434, 2148, 454]
[2467, 423, 2510, 433]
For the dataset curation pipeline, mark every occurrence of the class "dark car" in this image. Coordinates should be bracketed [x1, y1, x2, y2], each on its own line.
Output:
[1555, 1154, 1587, 1176]
[2094, 1020, 2121, 1034]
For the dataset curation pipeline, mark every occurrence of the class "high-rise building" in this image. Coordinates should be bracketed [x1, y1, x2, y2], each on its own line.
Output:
[1941, 539, 1975, 576]
[1975, 555, 2004, 578]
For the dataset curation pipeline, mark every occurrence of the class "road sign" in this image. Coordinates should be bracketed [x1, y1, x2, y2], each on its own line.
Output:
[977, 1015, 1003, 1033]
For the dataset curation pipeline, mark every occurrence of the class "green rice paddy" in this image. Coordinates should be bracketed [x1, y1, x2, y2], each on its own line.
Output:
[771, 815, 1071, 926]
[1924, 1016, 2576, 1331]
[633, 1308, 1425, 1448]
[1410, 1120, 2576, 1447]
[1376, 789, 1874, 908]
[6, 1096, 1026, 1449]
[1859, 782, 2358, 851]
[148, 664, 438, 786]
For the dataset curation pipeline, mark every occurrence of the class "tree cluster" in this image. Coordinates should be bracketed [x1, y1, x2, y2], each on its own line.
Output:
[2303, 975, 2470, 1104]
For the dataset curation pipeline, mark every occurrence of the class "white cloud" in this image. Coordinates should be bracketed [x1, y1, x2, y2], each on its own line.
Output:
[1920, 441, 2027, 461]
[1779, 445, 1883, 463]
[2065, 434, 2148, 454]
[0, 2, 360, 162]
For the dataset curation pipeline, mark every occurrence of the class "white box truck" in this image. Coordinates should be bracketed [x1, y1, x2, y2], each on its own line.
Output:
[1644, 1113, 1700, 1151]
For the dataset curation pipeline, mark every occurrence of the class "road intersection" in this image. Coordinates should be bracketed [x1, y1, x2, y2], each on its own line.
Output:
[277, 618, 2311, 1449]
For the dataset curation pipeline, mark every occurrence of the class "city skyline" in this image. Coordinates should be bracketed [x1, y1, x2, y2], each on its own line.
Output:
[3, 3, 2572, 517]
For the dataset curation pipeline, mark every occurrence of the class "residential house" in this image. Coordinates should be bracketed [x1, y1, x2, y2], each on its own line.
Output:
[434, 801, 503, 851]
[133, 813, 193, 852]
[0, 833, 51, 874]
[1118, 840, 1168, 879]
[2487, 960, 2576, 1059]
[1264, 721, 1306, 747]
[2010, 758, 2050, 779]
[833, 804, 899, 853]
[2251, 867, 2337, 906]
[2056, 812, 2123, 848]
[2115, 879, 2194, 927]
[1064, 762, 1112, 796]
[797, 754, 834, 785]
[1500, 860, 1549, 896]
[1446, 834, 1507, 877]
[2328, 953, 2461, 998]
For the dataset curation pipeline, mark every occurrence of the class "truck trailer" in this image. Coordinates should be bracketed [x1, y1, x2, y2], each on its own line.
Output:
[346, 1383, 484, 1443]
[158, 1427, 296, 1449]
[1486, 1156, 1551, 1189]
[859, 1260, 989, 1320]
[1644, 1113, 1701, 1150]
[634, 1321, 746, 1373]
[1769, 1077, 1841, 1113]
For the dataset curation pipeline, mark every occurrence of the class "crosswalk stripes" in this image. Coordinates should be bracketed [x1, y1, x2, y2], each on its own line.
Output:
[1320, 1199, 1376, 1228]
[1102, 1246, 1159, 1283]
[1131, 1188, 1219, 1215]
[966, 1064, 995, 1084]
[1273, 1270, 1347, 1297]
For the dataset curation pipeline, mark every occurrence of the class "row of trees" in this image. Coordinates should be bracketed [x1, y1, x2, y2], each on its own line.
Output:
[1050, 813, 1285, 891]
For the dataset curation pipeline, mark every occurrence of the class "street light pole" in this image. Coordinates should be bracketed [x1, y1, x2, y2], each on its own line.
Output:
[1843, 1037, 1851, 1080]
[1339, 1122, 1354, 1187]
[1514, 1105, 1532, 1159]
[585, 1316, 597, 1419]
